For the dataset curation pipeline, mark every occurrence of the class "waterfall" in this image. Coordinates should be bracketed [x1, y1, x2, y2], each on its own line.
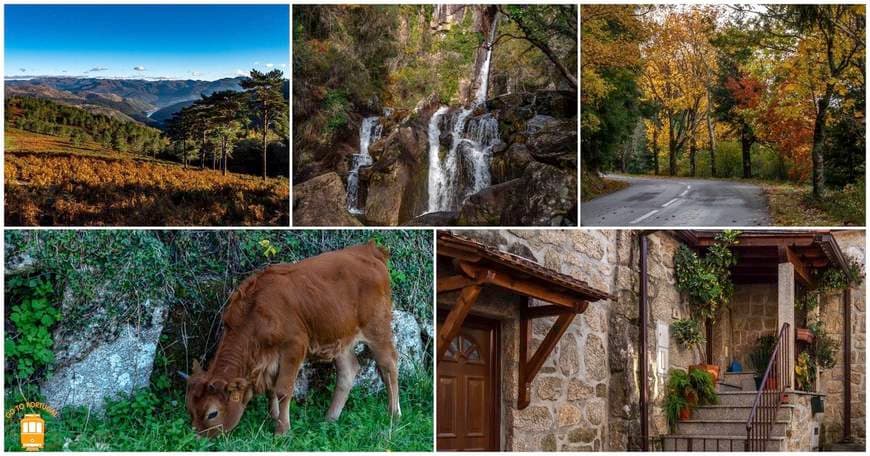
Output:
[425, 12, 500, 214]
[347, 116, 382, 214]
[427, 106, 451, 212]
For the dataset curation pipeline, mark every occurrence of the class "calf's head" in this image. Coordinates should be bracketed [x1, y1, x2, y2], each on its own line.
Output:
[181, 361, 251, 437]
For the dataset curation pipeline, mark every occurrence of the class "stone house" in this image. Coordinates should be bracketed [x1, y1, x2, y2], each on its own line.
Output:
[434, 229, 865, 452]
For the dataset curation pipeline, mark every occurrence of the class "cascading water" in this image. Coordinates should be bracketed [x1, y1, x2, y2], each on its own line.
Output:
[347, 116, 382, 214]
[426, 13, 500, 214]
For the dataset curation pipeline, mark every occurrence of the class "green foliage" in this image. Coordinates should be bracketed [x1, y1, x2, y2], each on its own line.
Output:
[671, 318, 705, 347]
[687, 368, 718, 406]
[664, 368, 717, 431]
[5, 96, 165, 156]
[581, 67, 642, 172]
[808, 321, 839, 371]
[674, 230, 740, 322]
[4, 274, 59, 382]
[748, 334, 777, 374]
[664, 391, 688, 432]
[4, 369, 433, 451]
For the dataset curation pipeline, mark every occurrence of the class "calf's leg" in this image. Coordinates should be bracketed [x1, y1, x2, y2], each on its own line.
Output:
[326, 347, 360, 421]
[273, 346, 305, 435]
[367, 336, 401, 418]
[268, 390, 280, 421]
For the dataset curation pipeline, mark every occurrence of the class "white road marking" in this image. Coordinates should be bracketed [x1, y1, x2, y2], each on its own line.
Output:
[630, 210, 659, 224]
[679, 185, 691, 197]
[662, 198, 679, 207]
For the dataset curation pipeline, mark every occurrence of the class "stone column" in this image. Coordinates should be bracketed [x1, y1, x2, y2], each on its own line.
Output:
[777, 262, 795, 389]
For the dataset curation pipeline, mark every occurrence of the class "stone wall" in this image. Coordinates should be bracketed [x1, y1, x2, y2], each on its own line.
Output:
[818, 231, 866, 446]
[711, 284, 779, 374]
[784, 392, 823, 451]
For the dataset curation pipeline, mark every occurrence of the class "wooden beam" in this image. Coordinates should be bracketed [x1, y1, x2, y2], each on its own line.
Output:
[436, 284, 481, 361]
[518, 312, 575, 409]
[437, 245, 482, 262]
[458, 261, 586, 308]
[526, 303, 588, 319]
[437, 275, 474, 294]
[781, 246, 815, 287]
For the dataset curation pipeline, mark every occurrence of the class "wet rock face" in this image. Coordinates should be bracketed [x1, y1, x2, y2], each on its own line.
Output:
[293, 172, 364, 227]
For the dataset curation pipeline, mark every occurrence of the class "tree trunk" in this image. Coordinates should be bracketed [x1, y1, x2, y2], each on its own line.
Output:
[668, 118, 677, 176]
[689, 135, 697, 177]
[262, 115, 269, 181]
[222, 138, 228, 176]
[741, 123, 752, 179]
[705, 89, 717, 177]
[652, 126, 659, 175]
[811, 83, 833, 197]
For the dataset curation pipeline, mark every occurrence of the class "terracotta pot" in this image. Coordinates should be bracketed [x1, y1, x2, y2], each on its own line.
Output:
[679, 406, 691, 421]
[765, 377, 778, 390]
[796, 328, 814, 344]
[691, 364, 720, 383]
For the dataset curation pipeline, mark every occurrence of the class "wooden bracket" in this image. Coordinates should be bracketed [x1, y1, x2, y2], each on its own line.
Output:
[517, 299, 578, 409]
[436, 276, 486, 361]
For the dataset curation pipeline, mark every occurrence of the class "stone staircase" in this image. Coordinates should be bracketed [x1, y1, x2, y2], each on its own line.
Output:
[661, 371, 794, 452]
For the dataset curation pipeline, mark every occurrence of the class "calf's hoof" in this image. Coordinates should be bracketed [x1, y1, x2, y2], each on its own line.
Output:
[274, 420, 290, 435]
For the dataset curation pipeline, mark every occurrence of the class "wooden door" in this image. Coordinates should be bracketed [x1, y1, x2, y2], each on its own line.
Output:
[437, 314, 500, 451]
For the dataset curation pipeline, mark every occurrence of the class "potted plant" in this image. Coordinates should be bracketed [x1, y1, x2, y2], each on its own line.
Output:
[748, 334, 777, 390]
[795, 351, 813, 392]
[687, 367, 718, 405]
[665, 370, 694, 431]
[675, 231, 740, 380]
[796, 327, 815, 344]
[672, 318, 720, 383]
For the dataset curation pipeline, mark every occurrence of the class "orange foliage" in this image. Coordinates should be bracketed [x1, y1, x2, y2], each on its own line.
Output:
[5, 148, 289, 226]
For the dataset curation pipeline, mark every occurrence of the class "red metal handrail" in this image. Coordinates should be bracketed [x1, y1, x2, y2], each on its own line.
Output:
[746, 323, 790, 451]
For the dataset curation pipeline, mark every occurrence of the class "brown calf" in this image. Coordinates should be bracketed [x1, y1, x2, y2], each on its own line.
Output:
[181, 241, 401, 436]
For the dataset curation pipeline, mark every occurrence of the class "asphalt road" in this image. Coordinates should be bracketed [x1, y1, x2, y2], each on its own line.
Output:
[581, 174, 771, 227]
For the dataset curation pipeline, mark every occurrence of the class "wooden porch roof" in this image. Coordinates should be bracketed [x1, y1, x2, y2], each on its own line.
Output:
[437, 232, 615, 303]
[436, 231, 613, 410]
[674, 230, 849, 287]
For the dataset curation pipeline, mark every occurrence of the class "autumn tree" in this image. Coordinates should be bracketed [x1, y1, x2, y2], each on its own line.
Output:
[580, 5, 646, 172]
[641, 8, 712, 176]
[742, 5, 865, 195]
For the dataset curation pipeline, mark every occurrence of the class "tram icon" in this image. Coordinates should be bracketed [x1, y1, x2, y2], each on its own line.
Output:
[20, 413, 45, 451]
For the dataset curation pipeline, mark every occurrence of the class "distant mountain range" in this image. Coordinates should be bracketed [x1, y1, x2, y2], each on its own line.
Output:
[5, 76, 248, 127]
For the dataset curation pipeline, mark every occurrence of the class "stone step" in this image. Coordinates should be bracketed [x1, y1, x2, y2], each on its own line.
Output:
[691, 405, 793, 421]
[720, 371, 758, 391]
[673, 419, 788, 437]
[716, 391, 775, 407]
[662, 435, 785, 451]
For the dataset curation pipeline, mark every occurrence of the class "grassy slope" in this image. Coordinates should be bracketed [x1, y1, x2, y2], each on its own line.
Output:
[5, 129, 289, 226]
[4, 370, 432, 451]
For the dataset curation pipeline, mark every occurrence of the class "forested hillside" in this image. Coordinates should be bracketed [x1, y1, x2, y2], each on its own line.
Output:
[4, 70, 290, 226]
[7, 96, 166, 155]
[581, 5, 865, 224]
[293, 5, 578, 226]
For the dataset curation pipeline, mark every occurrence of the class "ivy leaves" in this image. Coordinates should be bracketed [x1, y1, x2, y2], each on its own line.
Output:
[5, 274, 60, 381]
[675, 230, 740, 321]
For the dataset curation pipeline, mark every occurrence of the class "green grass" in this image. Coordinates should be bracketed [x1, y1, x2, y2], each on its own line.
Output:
[4, 369, 433, 452]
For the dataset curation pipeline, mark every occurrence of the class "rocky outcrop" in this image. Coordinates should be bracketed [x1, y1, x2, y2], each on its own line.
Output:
[293, 172, 364, 226]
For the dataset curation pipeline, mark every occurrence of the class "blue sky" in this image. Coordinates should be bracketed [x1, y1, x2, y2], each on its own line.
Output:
[5, 5, 289, 80]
